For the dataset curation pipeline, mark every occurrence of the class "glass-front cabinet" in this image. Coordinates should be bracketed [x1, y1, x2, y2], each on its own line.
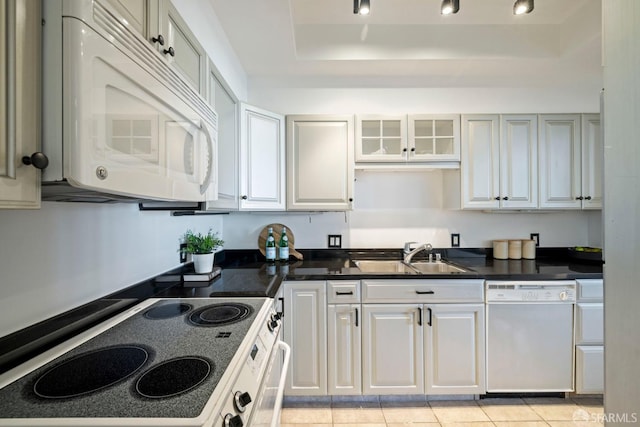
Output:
[355, 115, 407, 162]
[408, 115, 460, 162]
[355, 114, 460, 164]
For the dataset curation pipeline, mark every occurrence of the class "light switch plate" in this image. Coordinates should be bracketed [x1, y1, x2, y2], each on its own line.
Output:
[451, 233, 460, 247]
[530, 233, 540, 246]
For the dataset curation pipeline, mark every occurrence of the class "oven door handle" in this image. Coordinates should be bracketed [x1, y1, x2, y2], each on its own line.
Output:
[270, 340, 291, 427]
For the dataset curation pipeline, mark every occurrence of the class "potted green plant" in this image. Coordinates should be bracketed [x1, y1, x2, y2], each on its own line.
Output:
[181, 229, 224, 274]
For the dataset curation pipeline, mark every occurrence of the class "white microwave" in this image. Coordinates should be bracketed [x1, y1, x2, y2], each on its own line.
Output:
[41, 0, 217, 202]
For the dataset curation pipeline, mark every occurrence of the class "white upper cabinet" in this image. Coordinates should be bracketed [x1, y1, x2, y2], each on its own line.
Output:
[355, 115, 460, 166]
[499, 115, 538, 209]
[105, 0, 206, 96]
[409, 115, 461, 162]
[239, 104, 285, 210]
[355, 115, 407, 162]
[0, 0, 41, 209]
[461, 115, 500, 209]
[461, 114, 537, 210]
[286, 115, 354, 211]
[580, 114, 603, 209]
[538, 114, 582, 209]
[204, 65, 238, 210]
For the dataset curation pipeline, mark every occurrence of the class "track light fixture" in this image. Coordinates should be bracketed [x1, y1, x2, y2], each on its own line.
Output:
[513, 0, 534, 15]
[353, 0, 370, 15]
[441, 0, 459, 15]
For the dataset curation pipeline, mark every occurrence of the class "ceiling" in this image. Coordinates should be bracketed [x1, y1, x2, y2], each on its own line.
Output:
[209, 0, 602, 88]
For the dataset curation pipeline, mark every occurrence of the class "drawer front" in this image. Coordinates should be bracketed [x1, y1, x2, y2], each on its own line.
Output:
[577, 279, 603, 302]
[575, 303, 604, 344]
[362, 279, 484, 303]
[575, 345, 604, 394]
[328, 280, 361, 303]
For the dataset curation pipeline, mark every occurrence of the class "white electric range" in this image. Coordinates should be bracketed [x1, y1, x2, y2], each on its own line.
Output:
[0, 297, 288, 427]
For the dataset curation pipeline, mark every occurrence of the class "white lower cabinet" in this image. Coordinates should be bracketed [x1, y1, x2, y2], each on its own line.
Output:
[575, 345, 604, 394]
[362, 304, 424, 394]
[424, 304, 485, 394]
[283, 281, 327, 395]
[327, 304, 361, 395]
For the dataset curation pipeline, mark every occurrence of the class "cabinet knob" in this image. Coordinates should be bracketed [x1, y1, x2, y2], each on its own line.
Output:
[163, 46, 175, 57]
[241, 195, 248, 200]
[585, 196, 592, 200]
[402, 148, 407, 152]
[576, 196, 584, 200]
[494, 196, 501, 201]
[151, 34, 165, 46]
[349, 198, 353, 202]
[503, 196, 509, 201]
[22, 152, 49, 170]
[410, 147, 416, 152]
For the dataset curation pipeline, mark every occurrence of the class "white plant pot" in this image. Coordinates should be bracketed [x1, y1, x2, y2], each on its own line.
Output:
[192, 253, 214, 274]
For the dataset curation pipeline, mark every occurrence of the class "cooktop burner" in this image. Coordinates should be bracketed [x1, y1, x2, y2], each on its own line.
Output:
[143, 303, 192, 319]
[135, 357, 212, 399]
[188, 303, 253, 327]
[33, 345, 149, 399]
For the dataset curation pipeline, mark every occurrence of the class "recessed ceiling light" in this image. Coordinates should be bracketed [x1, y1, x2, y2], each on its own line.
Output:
[513, 0, 534, 15]
[441, 0, 460, 15]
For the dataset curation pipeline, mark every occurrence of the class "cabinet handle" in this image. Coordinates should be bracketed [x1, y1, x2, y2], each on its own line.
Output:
[335, 291, 353, 295]
[163, 46, 175, 57]
[355, 307, 359, 327]
[415, 290, 434, 294]
[585, 196, 592, 200]
[427, 307, 432, 327]
[22, 152, 49, 170]
[151, 34, 165, 46]
[417, 307, 422, 326]
[576, 196, 584, 200]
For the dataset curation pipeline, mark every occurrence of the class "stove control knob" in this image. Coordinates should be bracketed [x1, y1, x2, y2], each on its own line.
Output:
[223, 413, 243, 427]
[272, 312, 282, 320]
[268, 318, 279, 332]
[234, 391, 252, 412]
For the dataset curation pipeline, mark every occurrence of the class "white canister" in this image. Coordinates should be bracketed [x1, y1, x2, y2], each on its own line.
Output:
[493, 240, 509, 260]
[508, 240, 522, 259]
[522, 239, 536, 259]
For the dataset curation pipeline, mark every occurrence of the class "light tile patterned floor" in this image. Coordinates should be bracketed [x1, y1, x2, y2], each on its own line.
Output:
[280, 396, 604, 427]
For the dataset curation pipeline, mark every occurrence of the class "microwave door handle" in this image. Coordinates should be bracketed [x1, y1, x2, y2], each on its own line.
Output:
[270, 341, 291, 427]
[199, 122, 214, 195]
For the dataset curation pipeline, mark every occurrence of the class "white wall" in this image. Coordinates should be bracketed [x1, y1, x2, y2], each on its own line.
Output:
[225, 171, 601, 250]
[602, 0, 640, 421]
[0, 203, 222, 337]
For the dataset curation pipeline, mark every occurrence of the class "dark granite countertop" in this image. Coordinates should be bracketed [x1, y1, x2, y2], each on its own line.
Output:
[0, 247, 602, 374]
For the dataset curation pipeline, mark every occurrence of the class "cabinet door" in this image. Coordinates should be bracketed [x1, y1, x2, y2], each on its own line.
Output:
[575, 345, 604, 394]
[409, 115, 461, 162]
[0, 0, 41, 209]
[286, 115, 354, 210]
[355, 115, 407, 162]
[158, 1, 206, 95]
[538, 114, 582, 209]
[104, 0, 149, 37]
[581, 114, 603, 209]
[204, 65, 238, 210]
[327, 304, 362, 395]
[575, 303, 604, 345]
[283, 281, 327, 395]
[239, 104, 285, 210]
[461, 115, 500, 209]
[424, 304, 485, 394]
[500, 115, 538, 209]
[362, 304, 424, 394]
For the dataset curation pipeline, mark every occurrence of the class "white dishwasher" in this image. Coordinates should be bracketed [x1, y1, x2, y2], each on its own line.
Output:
[486, 280, 576, 392]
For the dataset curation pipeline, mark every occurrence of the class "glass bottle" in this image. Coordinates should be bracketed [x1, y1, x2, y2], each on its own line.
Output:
[265, 227, 276, 263]
[278, 226, 289, 262]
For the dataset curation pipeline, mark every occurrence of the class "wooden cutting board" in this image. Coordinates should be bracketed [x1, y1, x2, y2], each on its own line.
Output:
[258, 223, 304, 261]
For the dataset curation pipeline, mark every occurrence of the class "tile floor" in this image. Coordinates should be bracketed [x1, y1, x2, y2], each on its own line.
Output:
[281, 396, 604, 427]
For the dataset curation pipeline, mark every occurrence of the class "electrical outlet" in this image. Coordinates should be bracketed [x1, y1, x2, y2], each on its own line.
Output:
[179, 243, 187, 263]
[451, 233, 460, 247]
[328, 234, 342, 248]
[530, 233, 540, 246]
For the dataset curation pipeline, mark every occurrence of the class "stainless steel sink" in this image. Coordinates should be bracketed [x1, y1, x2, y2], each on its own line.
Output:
[353, 260, 467, 274]
[410, 261, 467, 274]
[353, 260, 417, 274]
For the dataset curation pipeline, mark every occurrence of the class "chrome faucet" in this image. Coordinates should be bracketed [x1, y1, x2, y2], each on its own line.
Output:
[403, 242, 433, 264]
